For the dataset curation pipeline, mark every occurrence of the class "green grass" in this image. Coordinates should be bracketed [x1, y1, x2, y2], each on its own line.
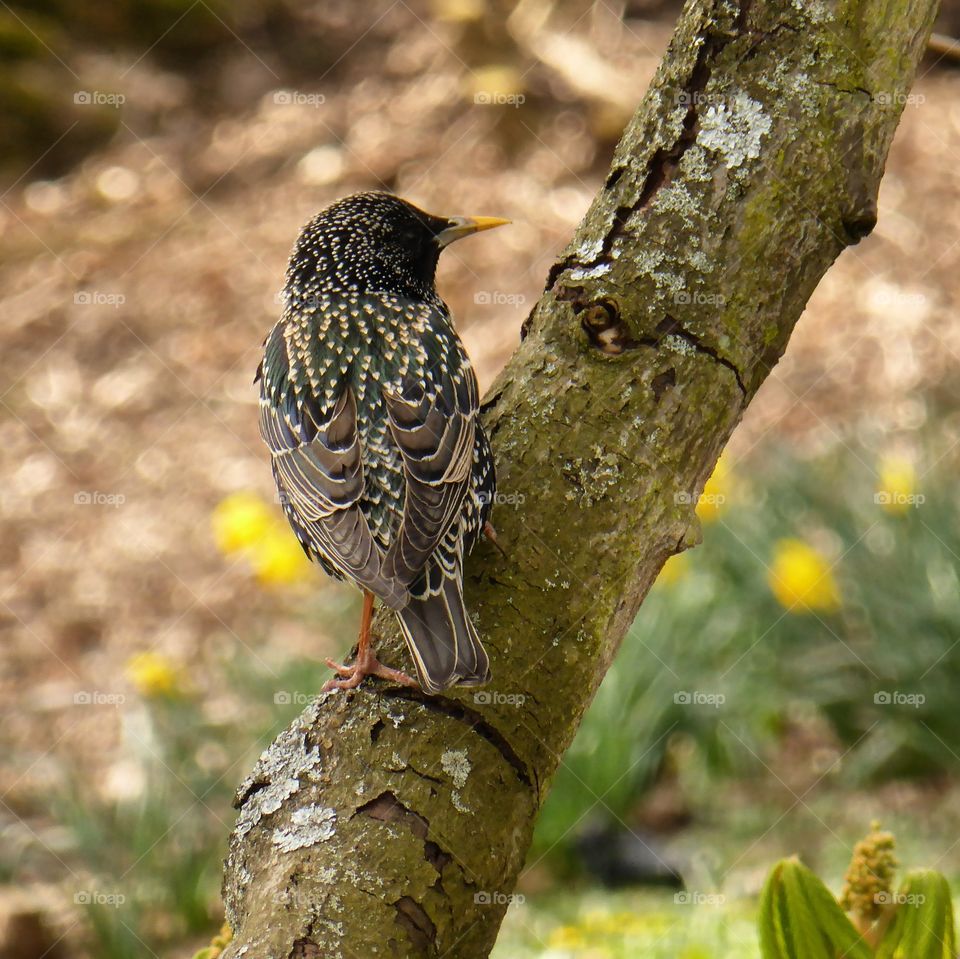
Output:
[492, 888, 759, 958]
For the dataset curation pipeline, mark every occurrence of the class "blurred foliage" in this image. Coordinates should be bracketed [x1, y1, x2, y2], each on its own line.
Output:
[759, 858, 872, 959]
[42, 649, 329, 958]
[760, 827, 956, 959]
[874, 870, 957, 959]
[491, 887, 759, 958]
[40, 422, 960, 956]
[47, 425, 960, 957]
[534, 428, 960, 857]
[21, 408, 960, 956]
[0, 0, 348, 181]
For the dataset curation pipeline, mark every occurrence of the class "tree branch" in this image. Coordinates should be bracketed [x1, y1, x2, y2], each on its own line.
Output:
[221, 1, 938, 955]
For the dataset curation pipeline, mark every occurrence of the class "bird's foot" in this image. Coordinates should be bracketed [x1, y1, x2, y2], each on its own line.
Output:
[321, 642, 418, 693]
[483, 520, 508, 558]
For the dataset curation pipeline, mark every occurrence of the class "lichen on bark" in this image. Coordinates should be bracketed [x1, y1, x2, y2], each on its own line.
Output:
[221, 1, 939, 956]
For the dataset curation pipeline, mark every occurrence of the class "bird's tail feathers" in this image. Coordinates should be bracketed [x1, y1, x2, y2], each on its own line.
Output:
[396, 575, 490, 694]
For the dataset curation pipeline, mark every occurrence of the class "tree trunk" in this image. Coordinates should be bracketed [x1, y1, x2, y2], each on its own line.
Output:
[221, 1, 938, 955]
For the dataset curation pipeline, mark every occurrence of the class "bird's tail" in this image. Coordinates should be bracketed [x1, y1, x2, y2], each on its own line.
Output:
[396, 575, 491, 694]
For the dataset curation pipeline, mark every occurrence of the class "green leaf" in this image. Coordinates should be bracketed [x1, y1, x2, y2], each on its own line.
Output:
[876, 870, 956, 959]
[759, 857, 873, 959]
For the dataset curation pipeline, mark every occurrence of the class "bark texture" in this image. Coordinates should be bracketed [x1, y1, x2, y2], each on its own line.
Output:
[221, 1, 938, 956]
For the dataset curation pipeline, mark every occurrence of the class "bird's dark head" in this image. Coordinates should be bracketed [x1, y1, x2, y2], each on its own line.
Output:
[284, 191, 509, 304]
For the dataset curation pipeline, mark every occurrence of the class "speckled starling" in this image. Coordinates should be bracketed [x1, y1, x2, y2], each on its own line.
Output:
[256, 192, 508, 694]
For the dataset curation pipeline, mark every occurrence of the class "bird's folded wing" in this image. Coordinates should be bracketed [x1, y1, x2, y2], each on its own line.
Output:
[382, 361, 477, 591]
[260, 380, 408, 609]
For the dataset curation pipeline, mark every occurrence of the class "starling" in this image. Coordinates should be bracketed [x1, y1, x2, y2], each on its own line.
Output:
[256, 192, 508, 694]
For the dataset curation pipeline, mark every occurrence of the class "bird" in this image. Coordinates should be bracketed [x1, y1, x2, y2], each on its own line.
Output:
[255, 191, 508, 694]
[574, 822, 684, 890]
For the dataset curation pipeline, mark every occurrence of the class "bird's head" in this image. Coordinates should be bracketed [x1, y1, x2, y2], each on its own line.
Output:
[285, 191, 509, 303]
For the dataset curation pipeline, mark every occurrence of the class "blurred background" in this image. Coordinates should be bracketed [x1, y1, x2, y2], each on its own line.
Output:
[3, 1, 960, 956]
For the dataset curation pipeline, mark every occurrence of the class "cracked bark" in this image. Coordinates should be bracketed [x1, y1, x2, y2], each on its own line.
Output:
[220, 1, 937, 956]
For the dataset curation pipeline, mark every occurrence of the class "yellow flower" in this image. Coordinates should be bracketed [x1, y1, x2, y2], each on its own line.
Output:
[431, 0, 483, 22]
[696, 456, 730, 523]
[840, 820, 897, 923]
[125, 651, 181, 698]
[656, 553, 690, 587]
[249, 527, 311, 586]
[212, 492, 274, 555]
[466, 64, 525, 102]
[768, 538, 840, 613]
[547, 924, 586, 950]
[212, 491, 311, 587]
[581, 909, 613, 933]
[876, 454, 917, 514]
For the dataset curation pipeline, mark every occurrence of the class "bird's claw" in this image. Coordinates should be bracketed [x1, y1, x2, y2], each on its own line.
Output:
[321, 647, 418, 692]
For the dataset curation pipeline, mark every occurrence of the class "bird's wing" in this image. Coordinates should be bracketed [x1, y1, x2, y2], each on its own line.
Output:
[382, 348, 478, 590]
[259, 328, 408, 608]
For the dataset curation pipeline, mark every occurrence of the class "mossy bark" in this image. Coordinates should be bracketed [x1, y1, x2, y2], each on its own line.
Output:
[221, 1, 938, 955]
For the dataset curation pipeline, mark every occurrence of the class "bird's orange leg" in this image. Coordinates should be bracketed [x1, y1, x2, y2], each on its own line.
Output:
[321, 590, 418, 692]
[483, 520, 507, 558]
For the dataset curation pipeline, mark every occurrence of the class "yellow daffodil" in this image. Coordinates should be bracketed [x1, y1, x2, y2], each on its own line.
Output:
[212, 491, 311, 587]
[697, 456, 730, 523]
[212, 492, 275, 555]
[656, 553, 690, 587]
[125, 651, 181, 698]
[248, 527, 312, 587]
[876, 454, 919, 514]
[547, 924, 586, 950]
[767, 538, 841, 613]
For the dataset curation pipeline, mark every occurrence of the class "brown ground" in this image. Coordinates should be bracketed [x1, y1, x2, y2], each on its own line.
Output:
[2, 2, 960, 942]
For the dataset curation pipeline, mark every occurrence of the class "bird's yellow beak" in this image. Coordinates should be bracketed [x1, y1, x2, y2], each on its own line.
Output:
[435, 215, 511, 249]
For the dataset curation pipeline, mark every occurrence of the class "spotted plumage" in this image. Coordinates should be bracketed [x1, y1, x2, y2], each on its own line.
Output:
[256, 192, 506, 693]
